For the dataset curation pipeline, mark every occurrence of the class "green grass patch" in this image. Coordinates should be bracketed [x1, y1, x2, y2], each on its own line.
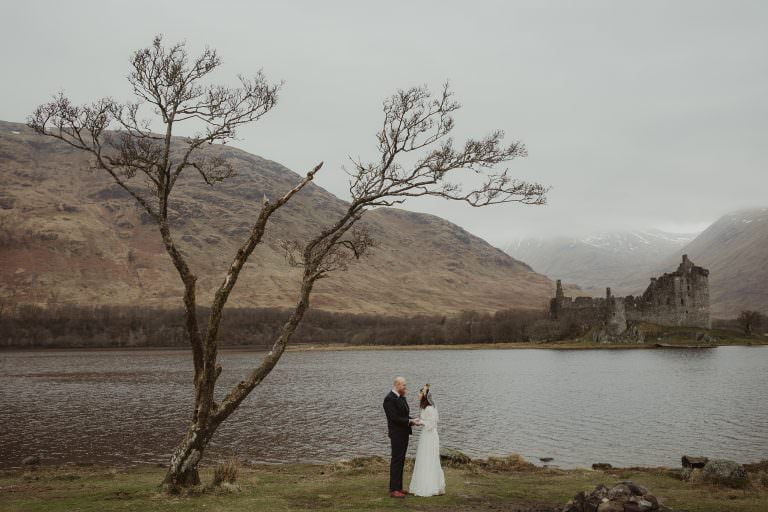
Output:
[1, 461, 767, 512]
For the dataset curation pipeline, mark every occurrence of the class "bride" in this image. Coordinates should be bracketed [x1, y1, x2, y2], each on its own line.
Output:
[408, 384, 445, 496]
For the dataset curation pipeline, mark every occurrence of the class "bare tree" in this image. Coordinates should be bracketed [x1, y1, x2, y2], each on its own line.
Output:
[29, 36, 548, 489]
[29, 36, 317, 487]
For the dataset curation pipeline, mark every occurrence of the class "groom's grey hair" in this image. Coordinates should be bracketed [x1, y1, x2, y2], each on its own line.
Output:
[393, 376, 406, 386]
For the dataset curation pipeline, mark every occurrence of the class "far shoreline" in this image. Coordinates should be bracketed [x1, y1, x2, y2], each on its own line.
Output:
[2, 339, 767, 353]
[287, 340, 768, 352]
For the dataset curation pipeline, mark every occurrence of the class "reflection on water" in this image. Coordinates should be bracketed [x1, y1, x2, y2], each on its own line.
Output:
[1, 347, 767, 468]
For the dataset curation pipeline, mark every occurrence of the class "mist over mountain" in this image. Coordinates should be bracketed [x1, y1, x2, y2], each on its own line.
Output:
[503, 229, 698, 293]
[503, 211, 768, 318]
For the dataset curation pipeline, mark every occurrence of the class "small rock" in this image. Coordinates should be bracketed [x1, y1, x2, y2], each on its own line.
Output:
[596, 500, 624, 512]
[620, 480, 649, 496]
[592, 462, 613, 470]
[565, 490, 602, 512]
[644, 494, 660, 508]
[637, 499, 654, 511]
[627, 496, 654, 511]
[22, 455, 40, 466]
[681, 455, 708, 469]
[589, 484, 609, 501]
[607, 483, 632, 501]
[539, 457, 554, 462]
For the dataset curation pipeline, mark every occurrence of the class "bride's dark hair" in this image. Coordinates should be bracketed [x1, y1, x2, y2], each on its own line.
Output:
[419, 386, 432, 409]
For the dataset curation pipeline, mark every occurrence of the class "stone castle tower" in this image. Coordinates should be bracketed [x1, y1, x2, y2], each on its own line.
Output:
[550, 255, 710, 331]
[624, 254, 710, 329]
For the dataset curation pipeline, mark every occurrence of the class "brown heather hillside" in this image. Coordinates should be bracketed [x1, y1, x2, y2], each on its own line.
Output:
[0, 121, 553, 316]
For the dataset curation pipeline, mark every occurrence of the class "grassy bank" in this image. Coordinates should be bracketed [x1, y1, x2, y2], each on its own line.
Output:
[2, 458, 767, 512]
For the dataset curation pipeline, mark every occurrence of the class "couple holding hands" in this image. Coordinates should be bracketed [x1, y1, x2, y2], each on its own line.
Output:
[383, 377, 445, 498]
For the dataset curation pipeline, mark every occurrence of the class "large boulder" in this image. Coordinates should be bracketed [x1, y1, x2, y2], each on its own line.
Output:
[606, 483, 632, 501]
[701, 459, 748, 488]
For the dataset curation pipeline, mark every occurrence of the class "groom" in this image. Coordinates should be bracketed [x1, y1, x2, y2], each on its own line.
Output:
[383, 376, 421, 498]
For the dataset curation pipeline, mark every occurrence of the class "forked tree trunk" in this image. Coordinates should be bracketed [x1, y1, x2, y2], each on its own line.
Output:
[163, 420, 220, 487]
[163, 425, 207, 487]
[162, 274, 318, 489]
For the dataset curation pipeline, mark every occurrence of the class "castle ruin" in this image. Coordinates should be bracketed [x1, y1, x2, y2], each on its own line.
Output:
[549, 254, 711, 334]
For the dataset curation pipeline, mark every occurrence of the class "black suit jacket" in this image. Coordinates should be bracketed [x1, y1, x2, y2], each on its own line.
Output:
[383, 391, 412, 438]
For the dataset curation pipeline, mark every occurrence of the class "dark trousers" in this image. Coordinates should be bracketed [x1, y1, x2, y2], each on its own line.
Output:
[389, 434, 409, 491]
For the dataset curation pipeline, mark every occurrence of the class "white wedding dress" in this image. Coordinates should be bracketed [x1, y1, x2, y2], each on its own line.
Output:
[408, 405, 445, 496]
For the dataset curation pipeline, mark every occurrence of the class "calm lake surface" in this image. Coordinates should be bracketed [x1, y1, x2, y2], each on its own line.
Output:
[1, 346, 767, 469]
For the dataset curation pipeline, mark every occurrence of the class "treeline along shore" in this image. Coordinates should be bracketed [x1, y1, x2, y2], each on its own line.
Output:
[1, 304, 544, 348]
[0, 303, 762, 349]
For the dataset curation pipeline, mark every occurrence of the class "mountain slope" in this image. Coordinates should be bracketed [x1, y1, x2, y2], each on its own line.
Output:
[0, 120, 552, 316]
[503, 230, 697, 294]
[619, 209, 768, 317]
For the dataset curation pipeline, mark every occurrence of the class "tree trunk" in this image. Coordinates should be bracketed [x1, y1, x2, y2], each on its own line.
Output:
[162, 422, 213, 489]
[161, 254, 323, 490]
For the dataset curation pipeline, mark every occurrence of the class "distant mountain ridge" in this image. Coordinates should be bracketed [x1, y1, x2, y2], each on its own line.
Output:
[504, 211, 768, 318]
[0, 120, 554, 316]
[503, 229, 698, 294]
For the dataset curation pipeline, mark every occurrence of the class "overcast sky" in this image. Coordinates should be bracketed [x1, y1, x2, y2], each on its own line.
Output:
[2, 1, 766, 244]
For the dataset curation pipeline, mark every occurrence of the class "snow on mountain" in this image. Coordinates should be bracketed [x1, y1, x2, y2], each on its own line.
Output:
[502, 229, 698, 294]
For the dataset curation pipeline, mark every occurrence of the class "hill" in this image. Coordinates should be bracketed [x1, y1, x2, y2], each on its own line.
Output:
[0, 121, 553, 316]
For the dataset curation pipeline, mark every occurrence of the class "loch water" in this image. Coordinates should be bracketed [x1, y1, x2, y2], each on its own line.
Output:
[1, 346, 767, 468]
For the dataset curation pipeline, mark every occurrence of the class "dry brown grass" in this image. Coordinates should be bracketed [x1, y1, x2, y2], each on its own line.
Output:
[473, 453, 537, 473]
[329, 455, 389, 474]
[212, 455, 240, 486]
[749, 471, 768, 489]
